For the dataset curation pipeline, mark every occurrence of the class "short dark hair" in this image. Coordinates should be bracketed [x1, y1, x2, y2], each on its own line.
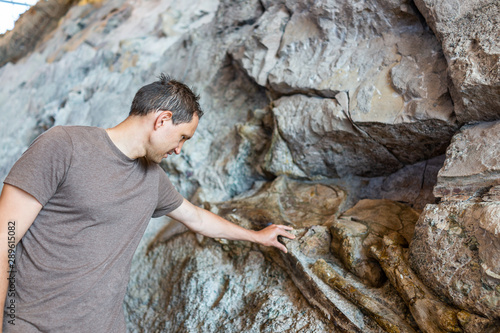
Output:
[129, 73, 203, 124]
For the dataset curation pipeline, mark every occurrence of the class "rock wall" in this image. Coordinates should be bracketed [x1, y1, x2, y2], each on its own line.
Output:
[1, 0, 499, 332]
[410, 122, 500, 320]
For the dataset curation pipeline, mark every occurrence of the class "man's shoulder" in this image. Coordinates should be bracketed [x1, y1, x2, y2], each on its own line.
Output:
[39, 125, 104, 144]
[50, 125, 101, 136]
[40, 125, 99, 137]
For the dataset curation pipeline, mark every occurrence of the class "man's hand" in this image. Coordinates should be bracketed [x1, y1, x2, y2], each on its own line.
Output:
[167, 199, 296, 253]
[253, 224, 295, 253]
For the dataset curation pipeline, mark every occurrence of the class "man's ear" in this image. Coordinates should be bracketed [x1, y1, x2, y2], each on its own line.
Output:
[154, 111, 173, 129]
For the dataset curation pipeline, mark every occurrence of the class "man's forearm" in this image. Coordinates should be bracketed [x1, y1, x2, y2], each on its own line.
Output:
[191, 206, 259, 242]
[168, 199, 295, 253]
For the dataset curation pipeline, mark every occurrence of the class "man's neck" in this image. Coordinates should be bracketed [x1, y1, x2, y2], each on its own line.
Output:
[105, 115, 151, 160]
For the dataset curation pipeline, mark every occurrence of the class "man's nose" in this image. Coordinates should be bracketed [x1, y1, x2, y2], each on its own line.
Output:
[174, 142, 184, 154]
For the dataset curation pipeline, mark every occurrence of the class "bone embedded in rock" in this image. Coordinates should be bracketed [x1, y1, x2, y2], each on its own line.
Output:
[311, 258, 417, 333]
[370, 234, 487, 333]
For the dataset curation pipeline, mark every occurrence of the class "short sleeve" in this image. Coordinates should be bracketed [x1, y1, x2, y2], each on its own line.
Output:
[152, 168, 184, 217]
[3, 126, 73, 206]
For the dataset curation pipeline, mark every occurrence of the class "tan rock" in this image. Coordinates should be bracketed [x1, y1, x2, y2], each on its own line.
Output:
[435, 121, 500, 200]
[372, 234, 498, 333]
[205, 176, 345, 230]
[409, 202, 500, 319]
[330, 199, 419, 287]
[414, 0, 500, 124]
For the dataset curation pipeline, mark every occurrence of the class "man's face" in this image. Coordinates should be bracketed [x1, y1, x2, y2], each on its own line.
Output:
[147, 113, 199, 164]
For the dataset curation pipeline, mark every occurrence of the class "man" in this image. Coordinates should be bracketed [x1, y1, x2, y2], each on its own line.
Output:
[0, 74, 295, 332]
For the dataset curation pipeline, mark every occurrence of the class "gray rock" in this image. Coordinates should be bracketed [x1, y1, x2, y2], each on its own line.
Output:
[410, 202, 500, 319]
[126, 231, 341, 333]
[414, 0, 500, 124]
[410, 120, 500, 320]
[266, 94, 404, 178]
[233, 0, 458, 178]
[1, 0, 497, 330]
[434, 121, 500, 200]
[125, 175, 350, 332]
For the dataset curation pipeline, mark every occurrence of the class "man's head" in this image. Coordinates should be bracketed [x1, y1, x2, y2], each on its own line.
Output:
[129, 74, 202, 164]
[130, 73, 203, 124]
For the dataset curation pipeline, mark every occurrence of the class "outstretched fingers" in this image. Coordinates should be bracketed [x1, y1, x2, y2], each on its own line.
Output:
[265, 224, 296, 253]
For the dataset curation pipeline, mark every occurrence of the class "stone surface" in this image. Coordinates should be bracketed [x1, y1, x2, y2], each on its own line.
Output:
[410, 202, 500, 319]
[0, 0, 78, 67]
[330, 199, 420, 287]
[414, 0, 500, 124]
[409, 119, 500, 325]
[138, 186, 429, 332]
[280, 227, 410, 333]
[434, 121, 500, 200]
[0, 0, 498, 331]
[126, 228, 340, 333]
[204, 176, 346, 230]
[233, 0, 458, 178]
[266, 94, 404, 178]
[372, 233, 499, 333]
[312, 258, 417, 333]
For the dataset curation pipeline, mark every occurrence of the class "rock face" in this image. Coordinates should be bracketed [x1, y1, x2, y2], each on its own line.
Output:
[245, 0, 459, 178]
[330, 199, 420, 287]
[414, 0, 500, 124]
[205, 176, 346, 230]
[0, 0, 459, 187]
[126, 232, 341, 333]
[434, 121, 500, 198]
[126, 177, 347, 333]
[410, 121, 500, 320]
[372, 233, 497, 333]
[1, 0, 499, 331]
[0, 0, 78, 67]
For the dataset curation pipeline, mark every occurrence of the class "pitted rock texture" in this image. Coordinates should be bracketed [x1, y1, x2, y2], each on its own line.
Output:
[409, 202, 500, 319]
[126, 231, 341, 333]
[205, 176, 346, 230]
[414, 0, 500, 124]
[234, 0, 458, 178]
[330, 199, 420, 287]
[372, 233, 499, 333]
[434, 121, 500, 200]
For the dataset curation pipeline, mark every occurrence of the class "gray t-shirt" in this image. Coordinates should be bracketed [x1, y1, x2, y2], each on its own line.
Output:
[3, 126, 183, 332]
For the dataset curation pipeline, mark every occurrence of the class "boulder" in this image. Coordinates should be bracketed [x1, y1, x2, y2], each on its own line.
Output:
[414, 0, 500, 124]
[434, 121, 500, 200]
[330, 199, 420, 287]
[410, 121, 500, 319]
[235, 0, 459, 178]
[410, 202, 500, 319]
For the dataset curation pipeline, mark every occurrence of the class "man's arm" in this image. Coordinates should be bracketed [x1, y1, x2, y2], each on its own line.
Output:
[0, 184, 42, 330]
[167, 199, 295, 253]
